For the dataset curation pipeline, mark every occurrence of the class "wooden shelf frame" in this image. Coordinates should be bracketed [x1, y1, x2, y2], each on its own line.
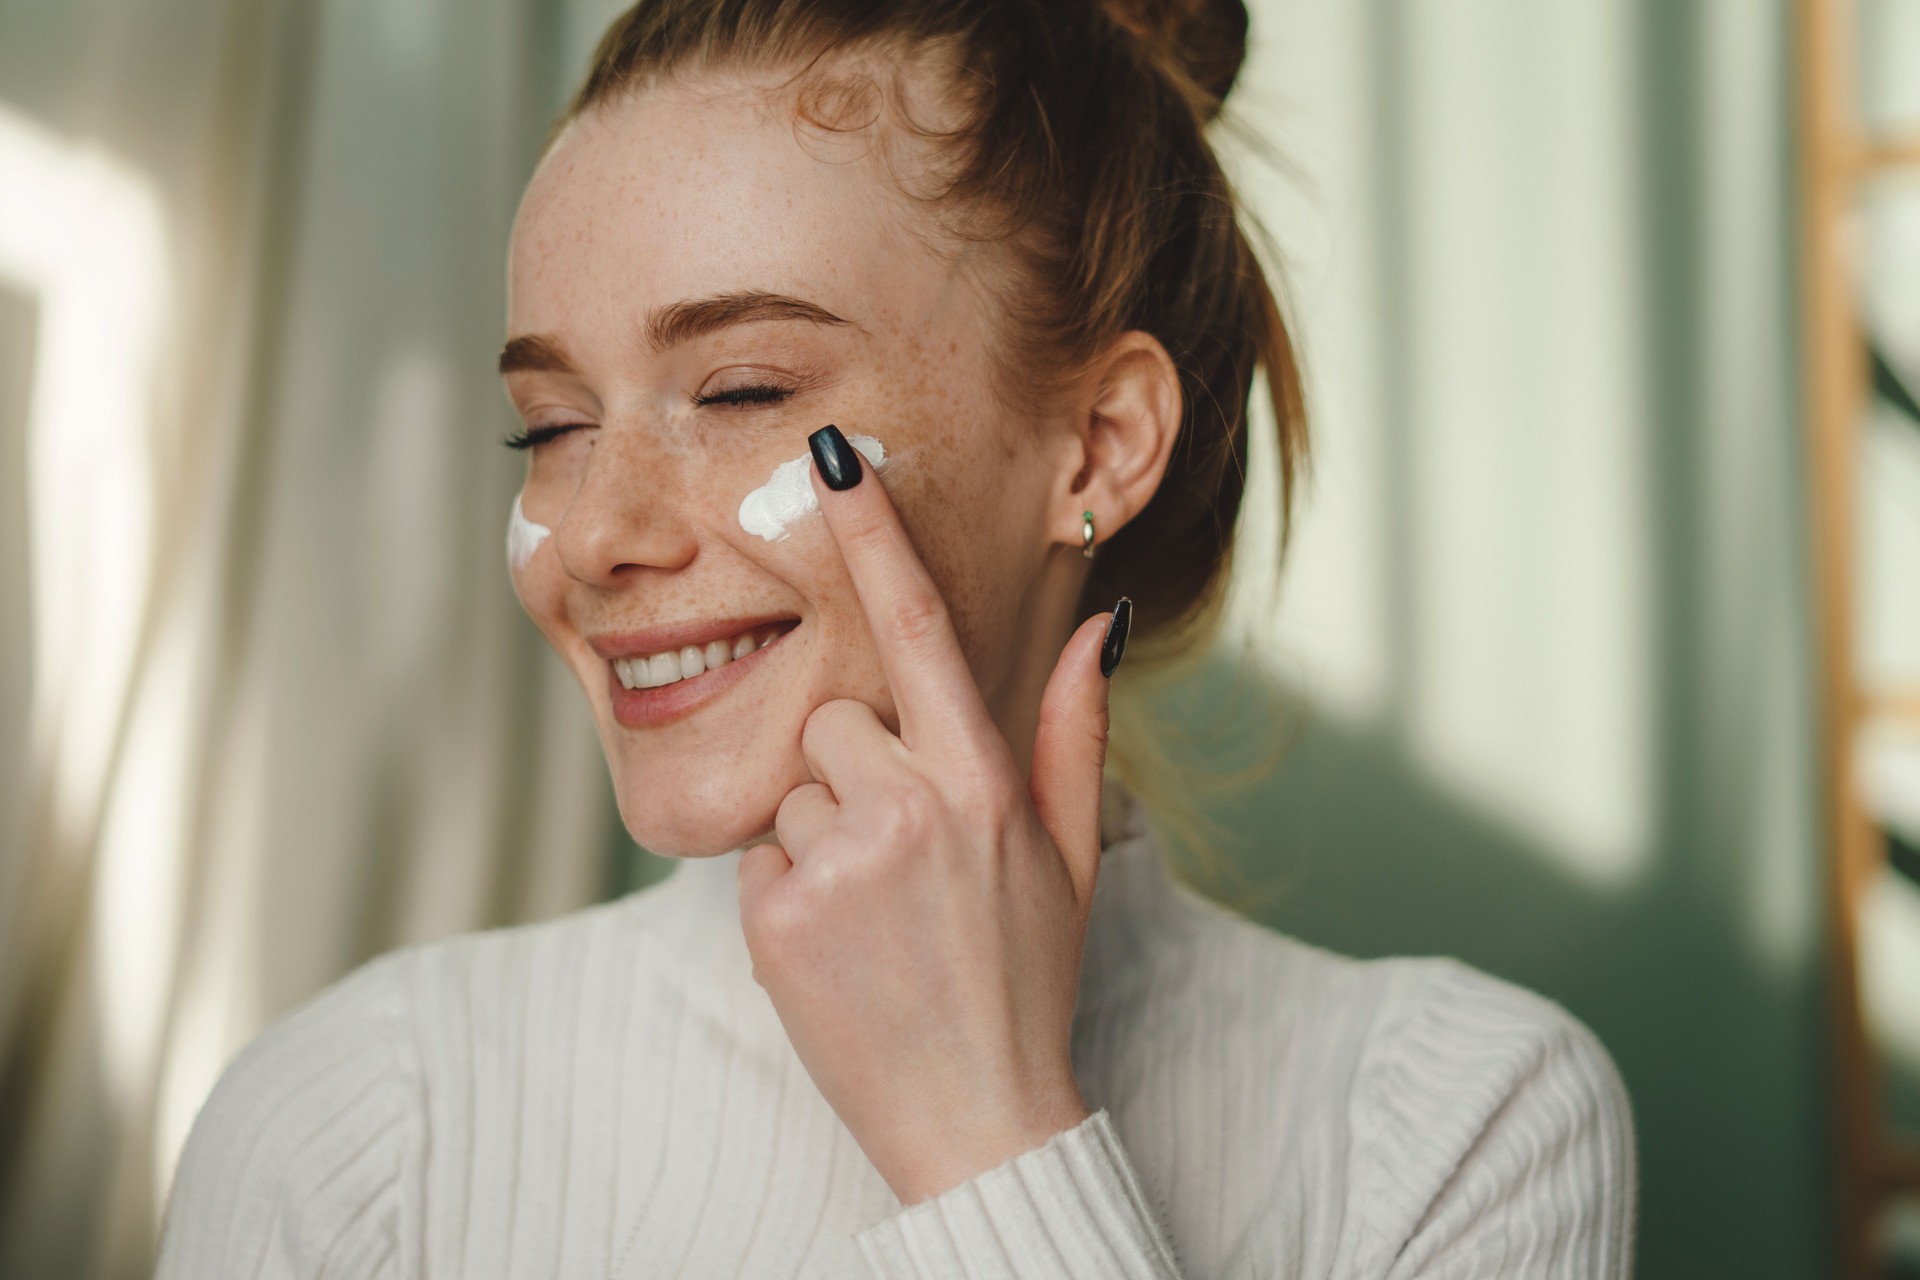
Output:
[1867, 689, 1920, 726]
[1799, 0, 1920, 1275]
[1862, 138, 1920, 173]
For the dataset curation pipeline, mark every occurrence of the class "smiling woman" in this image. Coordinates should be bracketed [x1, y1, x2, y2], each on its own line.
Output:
[152, 1, 1637, 1277]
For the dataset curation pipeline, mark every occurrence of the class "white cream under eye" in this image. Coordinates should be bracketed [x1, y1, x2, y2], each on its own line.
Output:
[507, 492, 551, 571]
[737, 433, 890, 542]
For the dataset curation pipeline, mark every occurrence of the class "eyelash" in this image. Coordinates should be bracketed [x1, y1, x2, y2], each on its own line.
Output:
[690, 383, 794, 408]
[501, 384, 794, 450]
[501, 423, 582, 451]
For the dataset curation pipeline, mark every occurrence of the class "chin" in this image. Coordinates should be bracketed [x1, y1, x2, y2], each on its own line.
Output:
[606, 743, 797, 858]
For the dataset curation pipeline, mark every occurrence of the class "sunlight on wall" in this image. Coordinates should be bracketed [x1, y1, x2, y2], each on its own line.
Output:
[1860, 165, 1920, 367]
[0, 104, 180, 1105]
[1860, 173, 1920, 692]
[1219, 5, 1654, 894]
[1399, 4, 1652, 893]
[1860, 0, 1920, 133]
[1860, 720, 1920, 1076]
[1855, 150, 1920, 1041]
[1861, 409, 1920, 696]
[1860, 864, 1920, 1074]
[1213, 0, 1394, 726]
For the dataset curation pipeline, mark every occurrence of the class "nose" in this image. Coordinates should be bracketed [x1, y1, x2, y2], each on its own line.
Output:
[550, 430, 698, 586]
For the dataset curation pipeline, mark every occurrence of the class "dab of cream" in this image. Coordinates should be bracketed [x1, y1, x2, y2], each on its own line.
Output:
[738, 433, 890, 542]
[506, 492, 551, 571]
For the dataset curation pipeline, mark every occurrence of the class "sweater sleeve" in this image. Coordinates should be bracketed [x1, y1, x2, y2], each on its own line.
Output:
[152, 949, 422, 1279]
[1357, 960, 1638, 1280]
[852, 1107, 1184, 1279]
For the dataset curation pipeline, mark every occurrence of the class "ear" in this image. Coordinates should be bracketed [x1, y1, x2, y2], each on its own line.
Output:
[1054, 330, 1182, 552]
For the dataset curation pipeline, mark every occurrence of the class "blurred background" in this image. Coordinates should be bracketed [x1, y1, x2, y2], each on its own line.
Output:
[0, 0, 1915, 1276]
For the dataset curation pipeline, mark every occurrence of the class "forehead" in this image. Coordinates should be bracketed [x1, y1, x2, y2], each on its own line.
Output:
[508, 72, 949, 345]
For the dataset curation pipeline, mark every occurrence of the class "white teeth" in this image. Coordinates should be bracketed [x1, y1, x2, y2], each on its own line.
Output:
[616, 622, 791, 692]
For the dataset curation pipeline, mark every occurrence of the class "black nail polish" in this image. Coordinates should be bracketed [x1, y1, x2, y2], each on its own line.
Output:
[808, 424, 862, 491]
[1100, 596, 1132, 678]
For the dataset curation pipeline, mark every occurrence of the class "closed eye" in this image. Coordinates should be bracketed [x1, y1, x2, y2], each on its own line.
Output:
[503, 380, 793, 448]
[691, 383, 793, 408]
[502, 423, 588, 450]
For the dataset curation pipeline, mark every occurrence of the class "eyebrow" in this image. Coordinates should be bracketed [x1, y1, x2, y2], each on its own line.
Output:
[498, 333, 575, 376]
[645, 290, 856, 352]
[497, 290, 857, 377]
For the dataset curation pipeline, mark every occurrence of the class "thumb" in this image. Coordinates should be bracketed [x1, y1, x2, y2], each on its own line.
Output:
[1029, 597, 1131, 904]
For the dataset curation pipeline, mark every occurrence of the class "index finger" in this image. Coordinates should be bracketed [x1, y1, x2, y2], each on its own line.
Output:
[806, 423, 996, 753]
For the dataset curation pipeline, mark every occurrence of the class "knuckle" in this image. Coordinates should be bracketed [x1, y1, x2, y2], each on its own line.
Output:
[886, 590, 949, 649]
[969, 766, 1022, 818]
[1035, 687, 1077, 732]
[876, 777, 939, 848]
[1038, 692, 1108, 760]
[842, 504, 895, 553]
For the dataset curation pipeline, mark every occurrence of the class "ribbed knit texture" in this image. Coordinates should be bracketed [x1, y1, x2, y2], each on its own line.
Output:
[154, 786, 1637, 1277]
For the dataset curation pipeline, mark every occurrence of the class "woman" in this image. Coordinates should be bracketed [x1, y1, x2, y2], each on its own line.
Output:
[155, 0, 1637, 1275]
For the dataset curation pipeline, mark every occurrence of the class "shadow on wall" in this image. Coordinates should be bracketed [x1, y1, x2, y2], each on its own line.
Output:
[1146, 648, 1830, 1280]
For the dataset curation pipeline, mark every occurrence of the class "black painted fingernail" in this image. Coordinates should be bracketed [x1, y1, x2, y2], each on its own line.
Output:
[1100, 596, 1132, 678]
[808, 424, 862, 491]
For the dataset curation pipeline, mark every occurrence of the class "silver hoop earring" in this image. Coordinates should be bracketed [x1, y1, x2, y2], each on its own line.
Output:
[1081, 510, 1096, 559]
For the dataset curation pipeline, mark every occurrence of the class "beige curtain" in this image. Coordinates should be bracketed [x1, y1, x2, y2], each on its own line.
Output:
[0, 2, 614, 1275]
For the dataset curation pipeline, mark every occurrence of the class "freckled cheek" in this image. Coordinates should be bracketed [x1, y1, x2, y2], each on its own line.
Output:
[514, 442, 591, 515]
[908, 438, 1051, 655]
[912, 518, 999, 653]
[507, 551, 574, 649]
[844, 462, 989, 635]
[516, 428, 732, 528]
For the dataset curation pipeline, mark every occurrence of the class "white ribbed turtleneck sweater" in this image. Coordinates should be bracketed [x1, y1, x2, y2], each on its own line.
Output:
[154, 785, 1637, 1277]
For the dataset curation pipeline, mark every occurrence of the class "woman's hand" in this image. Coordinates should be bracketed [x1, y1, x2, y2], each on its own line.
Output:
[736, 424, 1130, 1207]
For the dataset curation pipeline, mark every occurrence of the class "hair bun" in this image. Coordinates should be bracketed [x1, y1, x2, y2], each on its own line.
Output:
[1099, 0, 1249, 118]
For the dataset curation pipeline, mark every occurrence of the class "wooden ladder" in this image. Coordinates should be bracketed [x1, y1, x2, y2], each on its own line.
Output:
[1797, 0, 1920, 1274]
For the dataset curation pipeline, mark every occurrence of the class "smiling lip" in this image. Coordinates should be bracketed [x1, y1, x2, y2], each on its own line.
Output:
[604, 619, 800, 729]
[588, 612, 801, 660]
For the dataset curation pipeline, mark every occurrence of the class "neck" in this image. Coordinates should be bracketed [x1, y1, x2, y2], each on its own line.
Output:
[992, 552, 1094, 779]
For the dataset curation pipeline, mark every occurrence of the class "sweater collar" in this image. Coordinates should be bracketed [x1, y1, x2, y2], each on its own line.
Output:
[633, 780, 1177, 1046]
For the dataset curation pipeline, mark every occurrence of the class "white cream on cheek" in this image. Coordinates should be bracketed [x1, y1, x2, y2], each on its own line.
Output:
[737, 433, 891, 541]
[506, 492, 551, 571]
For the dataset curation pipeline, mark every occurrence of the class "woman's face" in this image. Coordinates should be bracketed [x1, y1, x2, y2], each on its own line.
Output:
[502, 70, 1088, 858]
